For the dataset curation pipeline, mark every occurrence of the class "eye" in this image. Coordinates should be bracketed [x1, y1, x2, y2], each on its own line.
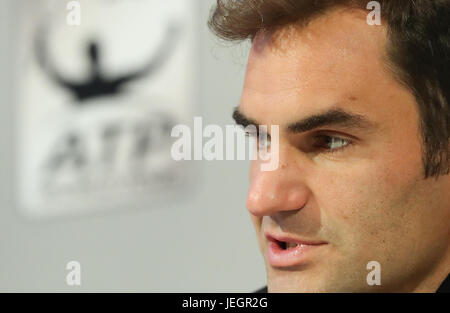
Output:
[258, 135, 271, 150]
[314, 134, 352, 152]
[245, 130, 271, 150]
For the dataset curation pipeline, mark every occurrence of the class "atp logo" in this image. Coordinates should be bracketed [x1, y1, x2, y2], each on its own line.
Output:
[16, 1, 196, 217]
[33, 19, 182, 194]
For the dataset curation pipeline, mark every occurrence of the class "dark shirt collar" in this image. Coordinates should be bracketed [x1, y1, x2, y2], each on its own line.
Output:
[255, 274, 450, 293]
[436, 274, 450, 293]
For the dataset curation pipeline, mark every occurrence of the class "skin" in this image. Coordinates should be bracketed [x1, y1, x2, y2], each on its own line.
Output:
[238, 7, 450, 292]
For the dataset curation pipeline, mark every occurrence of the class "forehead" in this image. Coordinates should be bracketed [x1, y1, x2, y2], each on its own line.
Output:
[240, 7, 405, 124]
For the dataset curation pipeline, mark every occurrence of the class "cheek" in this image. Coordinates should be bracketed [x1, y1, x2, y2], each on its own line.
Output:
[312, 158, 420, 251]
[313, 119, 424, 235]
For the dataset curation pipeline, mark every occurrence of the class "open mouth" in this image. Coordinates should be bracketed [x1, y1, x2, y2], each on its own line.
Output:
[264, 233, 327, 267]
[278, 241, 302, 250]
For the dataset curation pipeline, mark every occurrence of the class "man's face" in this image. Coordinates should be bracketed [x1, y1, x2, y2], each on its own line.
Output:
[238, 8, 450, 292]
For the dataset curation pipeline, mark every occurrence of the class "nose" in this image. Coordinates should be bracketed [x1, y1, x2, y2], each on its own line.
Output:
[246, 158, 311, 217]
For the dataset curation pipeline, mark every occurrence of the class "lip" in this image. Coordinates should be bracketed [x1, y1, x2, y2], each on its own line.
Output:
[264, 232, 328, 268]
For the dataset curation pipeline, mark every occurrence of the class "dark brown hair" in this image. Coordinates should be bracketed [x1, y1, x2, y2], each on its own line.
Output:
[208, 0, 450, 177]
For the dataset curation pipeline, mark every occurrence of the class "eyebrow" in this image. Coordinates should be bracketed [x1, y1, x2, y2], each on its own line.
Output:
[232, 107, 376, 134]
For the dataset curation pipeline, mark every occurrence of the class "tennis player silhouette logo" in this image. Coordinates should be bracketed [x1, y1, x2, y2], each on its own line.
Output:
[31, 21, 184, 197]
[35, 22, 181, 102]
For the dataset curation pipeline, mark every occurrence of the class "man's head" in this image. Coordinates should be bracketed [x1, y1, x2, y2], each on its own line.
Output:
[209, 0, 450, 292]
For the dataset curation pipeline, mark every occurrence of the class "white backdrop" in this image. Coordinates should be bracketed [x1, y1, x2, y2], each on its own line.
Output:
[0, 0, 265, 292]
[14, 0, 198, 218]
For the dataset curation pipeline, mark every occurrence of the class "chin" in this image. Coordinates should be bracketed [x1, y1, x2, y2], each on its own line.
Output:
[266, 267, 323, 292]
[266, 267, 373, 293]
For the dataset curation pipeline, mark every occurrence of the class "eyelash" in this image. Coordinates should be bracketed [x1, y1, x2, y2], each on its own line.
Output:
[245, 131, 271, 149]
[245, 131, 352, 154]
[313, 134, 352, 154]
